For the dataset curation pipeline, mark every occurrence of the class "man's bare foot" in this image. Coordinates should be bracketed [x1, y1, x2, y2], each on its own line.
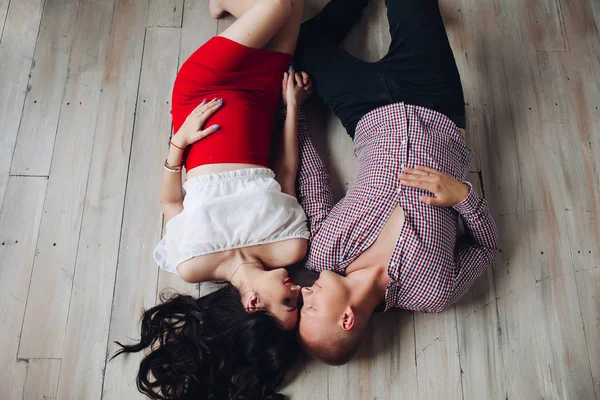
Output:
[209, 0, 225, 19]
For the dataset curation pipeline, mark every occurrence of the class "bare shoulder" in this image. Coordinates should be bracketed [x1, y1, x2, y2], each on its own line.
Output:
[176, 252, 225, 283]
[257, 238, 308, 269]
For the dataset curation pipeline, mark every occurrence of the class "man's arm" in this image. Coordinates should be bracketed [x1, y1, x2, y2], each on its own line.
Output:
[399, 166, 499, 306]
[449, 184, 499, 304]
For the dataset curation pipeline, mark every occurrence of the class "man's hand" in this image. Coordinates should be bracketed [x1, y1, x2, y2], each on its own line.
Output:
[399, 166, 469, 207]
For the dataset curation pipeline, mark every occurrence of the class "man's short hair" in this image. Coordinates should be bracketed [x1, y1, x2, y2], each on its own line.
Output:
[300, 324, 367, 365]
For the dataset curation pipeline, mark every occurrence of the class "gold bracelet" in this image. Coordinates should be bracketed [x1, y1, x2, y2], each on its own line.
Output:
[164, 159, 182, 173]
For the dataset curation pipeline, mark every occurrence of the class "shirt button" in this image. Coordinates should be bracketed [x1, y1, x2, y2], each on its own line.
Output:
[400, 163, 405, 169]
[401, 139, 407, 145]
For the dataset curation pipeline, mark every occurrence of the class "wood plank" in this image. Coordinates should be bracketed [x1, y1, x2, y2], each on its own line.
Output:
[0, 0, 9, 43]
[55, 0, 149, 398]
[18, 0, 115, 359]
[454, 172, 506, 399]
[343, 0, 389, 63]
[454, 267, 505, 400]
[441, 0, 481, 172]
[216, 13, 235, 35]
[0, 0, 44, 209]
[564, 209, 600, 396]
[493, 213, 552, 399]
[147, 0, 183, 27]
[526, 209, 597, 399]
[536, 51, 571, 123]
[535, 50, 600, 211]
[498, 2, 599, 393]
[102, 27, 181, 399]
[157, 0, 216, 300]
[369, 312, 418, 399]
[557, 0, 599, 51]
[514, 0, 568, 51]
[567, 59, 600, 208]
[495, 210, 596, 399]
[414, 309, 462, 400]
[281, 353, 330, 399]
[573, 267, 600, 397]
[216, 9, 235, 35]
[455, 0, 525, 217]
[10, 0, 80, 176]
[331, 333, 374, 399]
[327, 336, 372, 399]
[538, 3, 600, 389]
[0, 177, 47, 399]
[563, 209, 600, 274]
[527, 210, 577, 280]
[23, 359, 61, 400]
[199, 281, 227, 297]
[7, 360, 28, 400]
[179, 0, 219, 300]
[179, 0, 217, 63]
[517, 121, 596, 212]
[535, 272, 596, 399]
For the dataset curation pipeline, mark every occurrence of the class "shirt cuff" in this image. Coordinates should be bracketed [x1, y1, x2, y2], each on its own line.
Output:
[452, 181, 479, 214]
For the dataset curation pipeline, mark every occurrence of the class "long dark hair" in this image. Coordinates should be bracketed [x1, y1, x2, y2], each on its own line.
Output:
[112, 284, 298, 399]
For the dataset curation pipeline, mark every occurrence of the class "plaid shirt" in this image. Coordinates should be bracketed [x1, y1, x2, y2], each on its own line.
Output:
[290, 103, 499, 312]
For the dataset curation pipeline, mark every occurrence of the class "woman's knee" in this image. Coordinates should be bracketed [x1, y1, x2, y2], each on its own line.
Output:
[266, 0, 292, 20]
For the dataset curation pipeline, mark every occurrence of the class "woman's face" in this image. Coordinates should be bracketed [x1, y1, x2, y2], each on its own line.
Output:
[255, 268, 301, 330]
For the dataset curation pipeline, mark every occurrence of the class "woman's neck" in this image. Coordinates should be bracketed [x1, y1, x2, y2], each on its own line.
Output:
[215, 253, 264, 287]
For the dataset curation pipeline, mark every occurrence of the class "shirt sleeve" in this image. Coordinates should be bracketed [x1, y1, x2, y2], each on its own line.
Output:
[449, 182, 500, 305]
[279, 107, 335, 236]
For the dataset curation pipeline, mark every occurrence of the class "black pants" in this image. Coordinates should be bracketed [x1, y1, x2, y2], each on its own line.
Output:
[294, 0, 465, 138]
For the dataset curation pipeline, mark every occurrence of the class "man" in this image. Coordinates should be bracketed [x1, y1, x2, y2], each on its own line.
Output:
[292, 0, 499, 364]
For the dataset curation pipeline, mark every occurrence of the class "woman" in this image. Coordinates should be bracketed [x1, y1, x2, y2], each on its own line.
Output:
[114, 0, 314, 397]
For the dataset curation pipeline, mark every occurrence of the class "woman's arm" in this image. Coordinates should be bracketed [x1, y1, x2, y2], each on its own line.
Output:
[161, 143, 186, 221]
[273, 104, 299, 196]
[161, 99, 224, 222]
[273, 69, 312, 196]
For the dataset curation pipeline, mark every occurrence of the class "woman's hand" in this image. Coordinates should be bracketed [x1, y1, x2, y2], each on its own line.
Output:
[282, 69, 313, 108]
[171, 98, 223, 148]
[399, 166, 470, 206]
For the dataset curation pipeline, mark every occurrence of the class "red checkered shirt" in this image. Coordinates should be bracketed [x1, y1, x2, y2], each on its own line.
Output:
[291, 103, 499, 312]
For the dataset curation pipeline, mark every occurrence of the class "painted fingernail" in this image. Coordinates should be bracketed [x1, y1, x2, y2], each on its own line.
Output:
[213, 124, 220, 130]
[200, 99, 206, 105]
[289, 65, 293, 71]
[212, 98, 217, 102]
[218, 98, 223, 104]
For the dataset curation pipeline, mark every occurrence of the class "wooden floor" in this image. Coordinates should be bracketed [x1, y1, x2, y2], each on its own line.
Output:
[1, 0, 599, 398]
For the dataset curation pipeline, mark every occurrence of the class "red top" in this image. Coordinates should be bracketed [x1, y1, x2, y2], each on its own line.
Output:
[171, 36, 292, 170]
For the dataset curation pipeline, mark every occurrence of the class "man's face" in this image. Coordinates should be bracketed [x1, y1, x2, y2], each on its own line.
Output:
[299, 270, 351, 337]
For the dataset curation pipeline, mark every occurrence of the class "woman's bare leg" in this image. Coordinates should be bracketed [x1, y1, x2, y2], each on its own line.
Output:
[265, 0, 304, 54]
[211, 0, 304, 55]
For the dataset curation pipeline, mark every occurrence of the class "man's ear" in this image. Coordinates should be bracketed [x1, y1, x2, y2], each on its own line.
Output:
[341, 306, 355, 331]
[246, 291, 260, 313]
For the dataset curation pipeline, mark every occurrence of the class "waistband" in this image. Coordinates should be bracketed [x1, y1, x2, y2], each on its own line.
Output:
[184, 168, 274, 188]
